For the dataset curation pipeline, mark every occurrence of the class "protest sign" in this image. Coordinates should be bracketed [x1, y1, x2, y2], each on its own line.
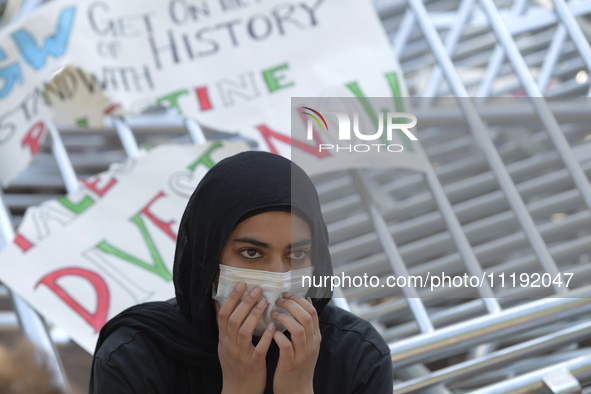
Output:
[0, 0, 423, 185]
[0, 141, 249, 353]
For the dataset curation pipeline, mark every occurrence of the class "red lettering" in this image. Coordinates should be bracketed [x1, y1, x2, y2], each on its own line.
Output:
[21, 122, 46, 155]
[35, 267, 110, 333]
[257, 122, 331, 159]
[81, 176, 117, 198]
[104, 103, 121, 114]
[14, 233, 34, 252]
[195, 87, 212, 111]
[141, 191, 177, 241]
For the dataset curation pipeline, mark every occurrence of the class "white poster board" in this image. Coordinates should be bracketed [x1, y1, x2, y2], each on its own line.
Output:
[0, 0, 423, 185]
[0, 141, 248, 352]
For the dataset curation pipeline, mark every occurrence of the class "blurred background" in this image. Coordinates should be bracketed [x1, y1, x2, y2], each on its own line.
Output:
[1, 0, 591, 393]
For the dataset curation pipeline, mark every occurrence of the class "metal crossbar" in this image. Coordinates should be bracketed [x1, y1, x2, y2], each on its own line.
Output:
[376, 1, 591, 392]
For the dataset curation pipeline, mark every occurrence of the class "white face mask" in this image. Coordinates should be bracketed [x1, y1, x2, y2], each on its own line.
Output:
[213, 265, 314, 336]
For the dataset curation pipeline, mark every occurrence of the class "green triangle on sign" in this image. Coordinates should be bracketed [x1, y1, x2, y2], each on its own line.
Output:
[76, 118, 88, 127]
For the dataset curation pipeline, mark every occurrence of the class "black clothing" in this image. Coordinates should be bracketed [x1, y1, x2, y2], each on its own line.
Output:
[172, 150, 334, 343]
[92, 301, 393, 393]
[90, 151, 393, 393]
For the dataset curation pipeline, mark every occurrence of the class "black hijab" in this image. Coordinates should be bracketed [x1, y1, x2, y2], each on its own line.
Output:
[90, 150, 333, 391]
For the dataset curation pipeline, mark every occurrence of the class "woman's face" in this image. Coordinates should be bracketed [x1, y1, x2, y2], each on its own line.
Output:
[219, 211, 312, 272]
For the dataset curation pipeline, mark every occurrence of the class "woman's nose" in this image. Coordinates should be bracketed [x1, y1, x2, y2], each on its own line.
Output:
[266, 255, 290, 273]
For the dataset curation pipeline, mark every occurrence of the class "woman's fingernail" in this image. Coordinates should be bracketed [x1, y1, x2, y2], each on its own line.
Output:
[272, 311, 280, 318]
[267, 322, 275, 331]
[283, 292, 292, 299]
[250, 287, 262, 298]
[257, 298, 267, 308]
[307, 297, 313, 304]
[276, 297, 284, 305]
[235, 282, 245, 292]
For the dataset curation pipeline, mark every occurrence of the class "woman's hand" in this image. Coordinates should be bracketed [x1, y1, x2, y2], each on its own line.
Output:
[271, 293, 321, 394]
[216, 282, 276, 394]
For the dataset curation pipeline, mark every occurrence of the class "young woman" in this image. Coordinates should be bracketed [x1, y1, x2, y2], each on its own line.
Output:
[90, 150, 392, 393]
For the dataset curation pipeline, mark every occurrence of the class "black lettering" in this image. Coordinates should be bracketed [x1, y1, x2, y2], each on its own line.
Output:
[195, 28, 219, 57]
[216, 72, 260, 106]
[115, 15, 145, 37]
[247, 14, 272, 40]
[170, 0, 210, 24]
[77, 69, 105, 92]
[219, 0, 248, 11]
[0, 109, 18, 144]
[101, 67, 119, 90]
[42, 82, 67, 105]
[132, 66, 154, 90]
[21, 89, 42, 121]
[43, 68, 79, 105]
[187, 1, 210, 20]
[214, 20, 241, 47]
[142, 14, 154, 33]
[148, 30, 179, 69]
[300, 0, 325, 26]
[118, 68, 131, 91]
[88, 1, 113, 36]
[182, 34, 194, 59]
[97, 66, 154, 92]
[169, 0, 189, 24]
[272, 4, 302, 35]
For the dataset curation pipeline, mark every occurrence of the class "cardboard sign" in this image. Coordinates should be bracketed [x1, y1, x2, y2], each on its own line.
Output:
[0, 0, 423, 185]
[0, 141, 248, 353]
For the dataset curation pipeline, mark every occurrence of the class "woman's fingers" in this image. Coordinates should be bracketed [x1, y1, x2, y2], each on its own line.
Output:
[216, 282, 246, 338]
[253, 322, 276, 360]
[227, 287, 263, 340]
[277, 293, 319, 334]
[219, 285, 320, 362]
[237, 297, 268, 347]
[273, 330, 295, 360]
[216, 285, 269, 394]
[271, 309, 308, 359]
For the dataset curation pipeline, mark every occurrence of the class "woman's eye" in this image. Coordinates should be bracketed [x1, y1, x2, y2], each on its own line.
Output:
[240, 249, 262, 259]
[290, 250, 309, 261]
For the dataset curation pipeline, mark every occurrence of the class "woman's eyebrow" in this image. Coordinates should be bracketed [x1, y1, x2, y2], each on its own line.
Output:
[233, 237, 270, 248]
[289, 239, 312, 249]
